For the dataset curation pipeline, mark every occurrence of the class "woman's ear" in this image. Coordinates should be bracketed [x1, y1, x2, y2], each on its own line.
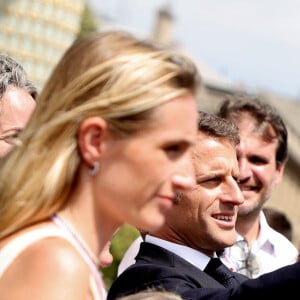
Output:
[77, 116, 108, 166]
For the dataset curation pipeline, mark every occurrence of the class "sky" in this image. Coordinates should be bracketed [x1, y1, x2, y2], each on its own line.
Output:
[88, 0, 300, 101]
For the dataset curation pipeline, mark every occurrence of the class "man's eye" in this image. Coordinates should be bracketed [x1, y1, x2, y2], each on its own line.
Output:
[250, 156, 268, 165]
[0, 129, 22, 145]
[165, 144, 181, 153]
[8, 132, 20, 139]
[5, 130, 21, 141]
[200, 177, 221, 186]
[208, 177, 221, 183]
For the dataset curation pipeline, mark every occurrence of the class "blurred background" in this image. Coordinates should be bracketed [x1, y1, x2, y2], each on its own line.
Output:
[0, 0, 299, 289]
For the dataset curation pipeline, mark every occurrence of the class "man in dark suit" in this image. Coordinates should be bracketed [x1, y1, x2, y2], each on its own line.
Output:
[107, 112, 300, 300]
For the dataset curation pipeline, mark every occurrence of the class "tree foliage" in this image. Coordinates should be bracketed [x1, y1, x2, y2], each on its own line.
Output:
[78, 3, 98, 37]
[101, 225, 140, 289]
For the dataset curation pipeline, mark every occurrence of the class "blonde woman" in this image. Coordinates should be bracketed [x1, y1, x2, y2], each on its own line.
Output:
[0, 31, 200, 300]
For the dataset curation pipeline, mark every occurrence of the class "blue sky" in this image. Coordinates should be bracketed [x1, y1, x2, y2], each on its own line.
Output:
[88, 0, 300, 101]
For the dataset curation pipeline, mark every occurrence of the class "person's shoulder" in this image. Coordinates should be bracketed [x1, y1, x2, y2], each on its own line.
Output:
[267, 225, 294, 244]
[0, 232, 92, 299]
[267, 226, 298, 253]
[33, 235, 89, 271]
[3, 225, 86, 271]
[15, 237, 89, 286]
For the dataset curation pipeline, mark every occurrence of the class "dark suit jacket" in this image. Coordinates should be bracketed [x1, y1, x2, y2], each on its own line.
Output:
[108, 242, 239, 299]
[108, 242, 300, 300]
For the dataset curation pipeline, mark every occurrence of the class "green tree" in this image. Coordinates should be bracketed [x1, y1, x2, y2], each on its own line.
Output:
[78, 3, 98, 37]
[101, 225, 140, 289]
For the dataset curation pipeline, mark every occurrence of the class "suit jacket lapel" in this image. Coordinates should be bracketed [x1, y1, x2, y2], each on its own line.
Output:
[137, 242, 225, 288]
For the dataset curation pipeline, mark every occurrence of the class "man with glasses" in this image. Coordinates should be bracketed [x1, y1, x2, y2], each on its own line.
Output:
[0, 54, 37, 158]
[218, 95, 298, 278]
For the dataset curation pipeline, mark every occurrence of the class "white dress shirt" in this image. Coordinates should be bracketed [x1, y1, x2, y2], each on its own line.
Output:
[117, 234, 214, 275]
[221, 211, 298, 278]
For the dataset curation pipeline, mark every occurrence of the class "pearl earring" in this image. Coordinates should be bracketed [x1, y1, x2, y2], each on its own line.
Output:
[89, 162, 100, 176]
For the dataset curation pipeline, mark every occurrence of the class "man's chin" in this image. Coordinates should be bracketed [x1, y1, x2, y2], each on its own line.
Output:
[238, 207, 257, 216]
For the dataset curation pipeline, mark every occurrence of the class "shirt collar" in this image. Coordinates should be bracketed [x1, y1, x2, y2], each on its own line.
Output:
[236, 212, 274, 253]
[255, 211, 275, 252]
[145, 234, 213, 270]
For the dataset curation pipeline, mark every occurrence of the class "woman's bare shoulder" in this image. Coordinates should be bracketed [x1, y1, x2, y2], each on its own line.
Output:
[0, 234, 91, 300]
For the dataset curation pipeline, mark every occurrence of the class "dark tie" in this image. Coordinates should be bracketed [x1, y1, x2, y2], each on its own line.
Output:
[204, 257, 241, 288]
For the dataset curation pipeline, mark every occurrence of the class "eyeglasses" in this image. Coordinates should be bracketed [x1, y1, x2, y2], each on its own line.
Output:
[228, 239, 259, 278]
[0, 128, 22, 146]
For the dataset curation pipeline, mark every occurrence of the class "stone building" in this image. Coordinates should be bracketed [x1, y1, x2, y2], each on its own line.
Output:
[0, 0, 85, 91]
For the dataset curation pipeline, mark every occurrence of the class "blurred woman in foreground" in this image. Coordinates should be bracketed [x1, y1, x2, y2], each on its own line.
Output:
[0, 30, 200, 300]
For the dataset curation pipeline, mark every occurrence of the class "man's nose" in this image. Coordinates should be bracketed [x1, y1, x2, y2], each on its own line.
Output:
[238, 159, 251, 182]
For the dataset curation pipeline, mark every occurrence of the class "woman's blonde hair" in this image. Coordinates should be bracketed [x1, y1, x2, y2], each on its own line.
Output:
[0, 30, 200, 238]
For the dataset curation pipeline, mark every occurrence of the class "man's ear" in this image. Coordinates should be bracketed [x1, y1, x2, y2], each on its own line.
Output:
[77, 116, 108, 166]
[274, 161, 285, 185]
